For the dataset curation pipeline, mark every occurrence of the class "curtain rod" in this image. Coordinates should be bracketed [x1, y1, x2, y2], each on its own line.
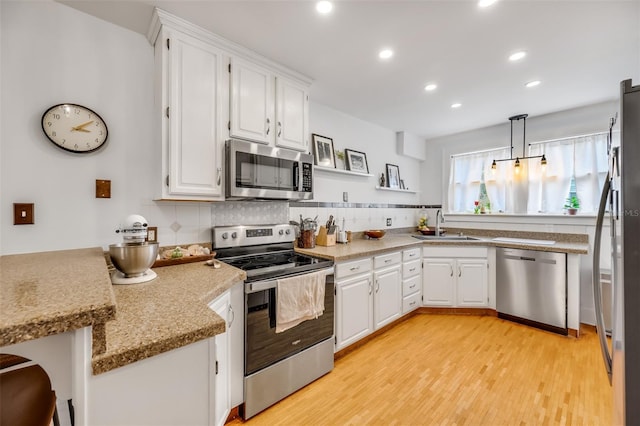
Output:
[528, 130, 610, 146]
[450, 145, 510, 158]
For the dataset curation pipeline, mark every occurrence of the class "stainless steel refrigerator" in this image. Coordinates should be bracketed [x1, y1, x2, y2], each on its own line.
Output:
[593, 79, 640, 425]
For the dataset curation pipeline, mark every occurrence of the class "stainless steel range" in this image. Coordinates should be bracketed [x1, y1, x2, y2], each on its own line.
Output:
[213, 224, 335, 420]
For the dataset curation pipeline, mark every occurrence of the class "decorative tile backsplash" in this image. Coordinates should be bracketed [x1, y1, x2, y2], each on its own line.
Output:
[210, 201, 289, 227]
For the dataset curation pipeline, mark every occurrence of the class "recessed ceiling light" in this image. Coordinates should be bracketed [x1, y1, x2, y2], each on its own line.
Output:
[509, 51, 527, 62]
[379, 49, 394, 60]
[451, 103, 462, 109]
[478, 0, 498, 8]
[316, 1, 333, 14]
[525, 80, 541, 88]
[424, 83, 438, 91]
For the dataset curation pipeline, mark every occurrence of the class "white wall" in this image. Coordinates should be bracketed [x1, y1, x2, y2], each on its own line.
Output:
[0, 1, 214, 255]
[421, 100, 619, 207]
[310, 102, 422, 204]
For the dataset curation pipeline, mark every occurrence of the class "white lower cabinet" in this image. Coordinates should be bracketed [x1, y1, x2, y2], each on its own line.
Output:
[335, 257, 373, 351]
[373, 261, 402, 329]
[335, 252, 402, 351]
[402, 247, 422, 314]
[423, 247, 489, 308]
[77, 286, 242, 426]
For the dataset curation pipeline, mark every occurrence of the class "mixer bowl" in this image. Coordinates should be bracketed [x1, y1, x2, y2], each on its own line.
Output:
[109, 242, 159, 277]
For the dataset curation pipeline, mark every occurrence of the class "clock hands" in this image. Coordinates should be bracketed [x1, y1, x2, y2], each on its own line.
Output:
[71, 120, 94, 132]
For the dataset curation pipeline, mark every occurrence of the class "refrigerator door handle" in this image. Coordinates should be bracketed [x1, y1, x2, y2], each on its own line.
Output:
[593, 171, 613, 384]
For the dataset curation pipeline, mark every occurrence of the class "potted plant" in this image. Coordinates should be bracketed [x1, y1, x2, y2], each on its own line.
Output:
[564, 196, 580, 215]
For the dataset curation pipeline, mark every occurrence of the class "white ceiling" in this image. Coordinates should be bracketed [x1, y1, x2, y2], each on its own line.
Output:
[58, 0, 640, 140]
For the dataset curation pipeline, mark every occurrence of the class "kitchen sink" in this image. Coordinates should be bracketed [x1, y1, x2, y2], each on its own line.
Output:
[412, 235, 481, 241]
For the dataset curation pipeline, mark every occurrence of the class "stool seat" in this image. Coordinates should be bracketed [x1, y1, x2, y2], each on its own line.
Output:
[0, 353, 58, 426]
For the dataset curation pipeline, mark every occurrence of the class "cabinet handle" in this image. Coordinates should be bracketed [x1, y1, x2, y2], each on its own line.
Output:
[409, 253, 416, 257]
[385, 259, 392, 263]
[376, 280, 380, 293]
[409, 284, 416, 289]
[350, 266, 360, 271]
[277, 121, 282, 137]
[228, 304, 234, 328]
[409, 267, 416, 272]
[368, 279, 372, 295]
[458, 267, 462, 277]
[266, 118, 271, 135]
[409, 301, 416, 306]
[216, 167, 221, 186]
[450, 265, 454, 277]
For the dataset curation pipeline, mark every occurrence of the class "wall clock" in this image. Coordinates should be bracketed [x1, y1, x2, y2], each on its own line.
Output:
[41, 103, 108, 153]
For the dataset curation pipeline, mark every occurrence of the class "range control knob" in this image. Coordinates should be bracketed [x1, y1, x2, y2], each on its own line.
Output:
[285, 229, 291, 235]
[231, 232, 238, 239]
[279, 229, 284, 235]
[221, 232, 228, 240]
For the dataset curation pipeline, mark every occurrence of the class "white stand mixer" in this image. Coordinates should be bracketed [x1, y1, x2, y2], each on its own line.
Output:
[109, 214, 159, 285]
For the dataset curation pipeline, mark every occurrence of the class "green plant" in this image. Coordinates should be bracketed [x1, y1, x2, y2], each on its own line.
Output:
[335, 150, 345, 161]
[564, 196, 580, 209]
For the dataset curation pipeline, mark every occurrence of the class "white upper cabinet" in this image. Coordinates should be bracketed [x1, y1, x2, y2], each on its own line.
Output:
[275, 77, 309, 151]
[230, 58, 309, 151]
[230, 58, 274, 145]
[153, 26, 227, 201]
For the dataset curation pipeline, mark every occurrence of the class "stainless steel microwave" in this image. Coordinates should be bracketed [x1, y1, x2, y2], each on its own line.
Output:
[225, 139, 314, 200]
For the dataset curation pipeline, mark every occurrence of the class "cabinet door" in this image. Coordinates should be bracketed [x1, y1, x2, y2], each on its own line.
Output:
[456, 259, 489, 307]
[275, 77, 309, 151]
[228, 282, 244, 408]
[167, 30, 225, 199]
[373, 266, 402, 329]
[230, 58, 274, 144]
[209, 293, 230, 426]
[423, 259, 455, 306]
[336, 274, 373, 351]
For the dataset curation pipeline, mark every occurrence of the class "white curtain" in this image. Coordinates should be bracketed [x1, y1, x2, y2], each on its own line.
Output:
[529, 133, 607, 214]
[448, 133, 607, 215]
[448, 147, 510, 213]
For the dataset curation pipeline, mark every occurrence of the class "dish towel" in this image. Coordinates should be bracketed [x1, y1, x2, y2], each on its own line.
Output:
[276, 270, 327, 333]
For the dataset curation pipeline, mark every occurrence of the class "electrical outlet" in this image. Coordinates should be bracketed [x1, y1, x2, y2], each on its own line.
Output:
[343, 192, 348, 202]
[386, 218, 392, 226]
[14, 203, 34, 225]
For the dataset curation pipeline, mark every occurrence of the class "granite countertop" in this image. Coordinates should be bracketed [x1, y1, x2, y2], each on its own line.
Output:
[0, 248, 116, 347]
[0, 247, 246, 375]
[92, 260, 245, 375]
[296, 229, 589, 261]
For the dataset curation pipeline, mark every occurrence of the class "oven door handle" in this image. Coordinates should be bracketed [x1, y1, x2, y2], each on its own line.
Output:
[245, 266, 335, 294]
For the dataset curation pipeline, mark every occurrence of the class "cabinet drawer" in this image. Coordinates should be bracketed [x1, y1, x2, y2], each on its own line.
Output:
[402, 292, 421, 314]
[403, 247, 421, 262]
[422, 247, 488, 258]
[403, 275, 421, 296]
[402, 259, 421, 279]
[373, 251, 401, 269]
[336, 257, 372, 280]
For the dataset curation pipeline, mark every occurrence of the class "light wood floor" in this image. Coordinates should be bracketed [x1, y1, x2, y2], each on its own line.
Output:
[232, 314, 613, 425]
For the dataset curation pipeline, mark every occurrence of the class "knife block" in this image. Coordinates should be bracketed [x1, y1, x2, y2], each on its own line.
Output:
[316, 226, 336, 247]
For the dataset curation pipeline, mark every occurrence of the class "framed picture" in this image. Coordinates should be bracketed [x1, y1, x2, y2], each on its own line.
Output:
[386, 163, 401, 189]
[311, 134, 336, 168]
[345, 149, 369, 174]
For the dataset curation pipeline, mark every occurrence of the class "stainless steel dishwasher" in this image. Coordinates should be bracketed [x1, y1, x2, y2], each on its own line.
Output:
[496, 248, 567, 335]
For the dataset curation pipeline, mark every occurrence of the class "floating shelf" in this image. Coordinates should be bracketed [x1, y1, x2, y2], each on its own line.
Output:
[375, 186, 419, 194]
[314, 166, 373, 177]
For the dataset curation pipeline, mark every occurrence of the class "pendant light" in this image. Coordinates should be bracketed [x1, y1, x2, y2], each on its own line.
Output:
[492, 114, 548, 170]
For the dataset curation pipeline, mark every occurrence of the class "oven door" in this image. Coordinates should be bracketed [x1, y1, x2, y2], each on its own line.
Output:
[245, 268, 334, 375]
[225, 139, 313, 200]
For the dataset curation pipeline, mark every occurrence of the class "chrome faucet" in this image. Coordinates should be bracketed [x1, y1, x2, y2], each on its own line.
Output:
[435, 209, 445, 236]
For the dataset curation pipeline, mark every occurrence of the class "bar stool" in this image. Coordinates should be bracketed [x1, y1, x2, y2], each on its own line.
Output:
[0, 353, 59, 426]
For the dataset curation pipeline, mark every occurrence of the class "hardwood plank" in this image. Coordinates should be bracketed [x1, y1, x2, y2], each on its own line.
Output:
[230, 314, 612, 425]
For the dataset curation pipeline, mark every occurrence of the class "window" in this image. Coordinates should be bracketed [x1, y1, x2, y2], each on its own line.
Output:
[448, 133, 608, 214]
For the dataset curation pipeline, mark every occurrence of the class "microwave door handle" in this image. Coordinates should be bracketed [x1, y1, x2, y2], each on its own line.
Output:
[294, 162, 299, 190]
[592, 172, 613, 384]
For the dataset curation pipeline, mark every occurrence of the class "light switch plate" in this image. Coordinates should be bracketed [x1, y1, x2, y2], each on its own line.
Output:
[14, 203, 34, 225]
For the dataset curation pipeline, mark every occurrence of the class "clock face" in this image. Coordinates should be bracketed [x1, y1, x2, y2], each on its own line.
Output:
[41, 104, 108, 153]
